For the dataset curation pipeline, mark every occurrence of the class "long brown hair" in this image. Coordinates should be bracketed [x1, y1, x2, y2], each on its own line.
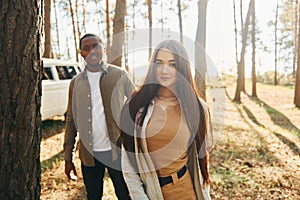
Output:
[120, 39, 210, 184]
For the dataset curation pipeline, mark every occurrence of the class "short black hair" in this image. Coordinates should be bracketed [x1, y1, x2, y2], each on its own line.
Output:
[79, 33, 105, 50]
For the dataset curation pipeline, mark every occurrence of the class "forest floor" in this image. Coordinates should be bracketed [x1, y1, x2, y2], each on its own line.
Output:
[40, 79, 300, 200]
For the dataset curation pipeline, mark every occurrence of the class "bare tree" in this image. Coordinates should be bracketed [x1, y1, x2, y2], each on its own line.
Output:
[234, 0, 254, 103]
[106, 0, 111, 62]
[0, 0, 43, 199]
[178, 0, 183, 43]
[81, 0, 87, 34]
[295, 0, 300, 107]
[274, 0, 279, 85]
[293, 0, 299, 76]
[233, 0, 239, 64]
[94, 0, 102, 34]
[195, 0, 208, 99]
[66, 36, 71, 59]
[68, 0, 79, 61]
[53, 0, 61, 58]
[110, 0, 126, 67]
[75, 0, 81, 38]
[44, 0, 52, 58]
[148, 0, 152, 59]
[240, 0, 244, 34]
[195, 0, 212, 166]
[240, 0, 246, 91]
[251, 0, 257, 97]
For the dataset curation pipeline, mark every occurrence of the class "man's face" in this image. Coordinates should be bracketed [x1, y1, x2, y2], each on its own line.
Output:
[80, 36, 104, 70]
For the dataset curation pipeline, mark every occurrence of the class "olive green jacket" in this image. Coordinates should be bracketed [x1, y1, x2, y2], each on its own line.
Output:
[64, 62, 135, 166]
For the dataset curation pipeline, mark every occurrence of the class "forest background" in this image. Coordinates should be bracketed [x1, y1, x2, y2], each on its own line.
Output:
[0, 0, 300, 199]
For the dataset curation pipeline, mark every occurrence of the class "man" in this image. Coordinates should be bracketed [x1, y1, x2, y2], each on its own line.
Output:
[64, 33, 134, 200]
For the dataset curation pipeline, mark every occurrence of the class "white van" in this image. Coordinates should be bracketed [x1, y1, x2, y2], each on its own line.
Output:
[41, 58, 82, 121]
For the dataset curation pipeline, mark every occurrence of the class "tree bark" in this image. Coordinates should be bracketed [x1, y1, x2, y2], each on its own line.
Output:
[110, 0, 126, 67]
[148, 0, 152, 59]
[233, 0, 239, 64]
[106, 0, 111, 62]
[68, 0, 79, 61]
[251, 0, 257, 97]
[44, 0, 52, 58]
[75, 0, 81, 39]
[0, 0, 43, 199]
[233, 0, 253, 103]
[240, 0, 243, 33]
[178, 0, 183, 43]
[274, 0, 279, 85]
[293, 0, 299, 77]
[240, 0, 245, 91]
[195, 0, 208, 99]
[82, 0, 87, 34]
[294, 0, 300, 107]
[53, 0, 61, 58]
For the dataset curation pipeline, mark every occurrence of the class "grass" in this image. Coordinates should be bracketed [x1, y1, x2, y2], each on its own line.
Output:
[41, 150, 64, 172]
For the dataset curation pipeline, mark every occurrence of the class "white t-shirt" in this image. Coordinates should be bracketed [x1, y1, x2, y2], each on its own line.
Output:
[87, 70, 111, 151]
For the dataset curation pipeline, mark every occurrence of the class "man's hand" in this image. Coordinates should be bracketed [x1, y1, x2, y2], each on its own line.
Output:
[65, 161, 78, 181]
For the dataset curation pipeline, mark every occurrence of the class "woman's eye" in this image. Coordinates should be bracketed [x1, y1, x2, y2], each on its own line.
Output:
[170, 63, 176, 68]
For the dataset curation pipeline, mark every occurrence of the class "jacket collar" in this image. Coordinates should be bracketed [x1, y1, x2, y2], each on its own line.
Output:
[83, 61, 108, 77]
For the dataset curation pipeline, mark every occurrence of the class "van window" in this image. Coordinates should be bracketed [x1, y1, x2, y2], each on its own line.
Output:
[43, 68, 53, 80]
[56, 66, 78, 80]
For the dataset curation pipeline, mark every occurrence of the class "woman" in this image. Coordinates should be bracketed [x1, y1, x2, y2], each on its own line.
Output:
[120, 40, 212, 200]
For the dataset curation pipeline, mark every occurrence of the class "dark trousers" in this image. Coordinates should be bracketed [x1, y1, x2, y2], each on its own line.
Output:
[81, 150, 130, 200]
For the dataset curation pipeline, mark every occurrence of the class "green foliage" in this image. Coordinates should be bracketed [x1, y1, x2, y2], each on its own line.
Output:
[41, 151, 64, 172]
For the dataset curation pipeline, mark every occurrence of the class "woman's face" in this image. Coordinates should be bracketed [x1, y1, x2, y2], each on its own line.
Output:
[155, 49, 178, 88]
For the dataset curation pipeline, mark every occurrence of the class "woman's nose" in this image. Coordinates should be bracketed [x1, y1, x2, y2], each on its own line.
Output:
[161, 64, 170, 73]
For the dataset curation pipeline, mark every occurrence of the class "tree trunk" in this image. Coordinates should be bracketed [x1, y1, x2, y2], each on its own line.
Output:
[53, 0, 61, 58]
[195, 0, 207, 99]
[178, 0, 183, 43]
[0, 0, 43, 199]
[75, 0, 81, 39]
[294, 1, 300, 107]
[66, 36, 71, 59]
[106, 0, 111, 62]
[239, 0, 245, 91]
[110, 0, 126, 67]
[159, 2, 165, 32]
[82, 0, 87, 34]
[148, 0, 152, 59]
[94, 0, 101, 35]
[274, 0, 279, 85]
[233, 0, 254, 103]
[293, 0, 299, 77]
[240, 0, 243, 33]
[68, 0, 79, 61]
[251, 0, 257, 97]
[44, 0, 52, 58]
[233, 0, 239, 64]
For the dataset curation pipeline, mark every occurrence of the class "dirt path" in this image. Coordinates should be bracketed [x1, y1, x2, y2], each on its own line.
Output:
[40, 82, 300, 199]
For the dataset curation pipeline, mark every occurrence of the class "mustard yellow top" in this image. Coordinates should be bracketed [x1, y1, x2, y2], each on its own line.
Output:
[146, 96, 190, 177]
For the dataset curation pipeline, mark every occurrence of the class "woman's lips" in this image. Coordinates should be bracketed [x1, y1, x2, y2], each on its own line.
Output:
[159, 77, 170, 81]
